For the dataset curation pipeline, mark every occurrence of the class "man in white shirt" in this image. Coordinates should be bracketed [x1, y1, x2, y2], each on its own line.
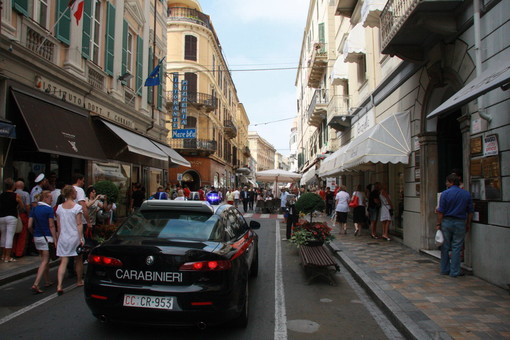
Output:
[73, 173, 91, 231]
[233, 187, 240, 208]
[30, 173, 48, 207]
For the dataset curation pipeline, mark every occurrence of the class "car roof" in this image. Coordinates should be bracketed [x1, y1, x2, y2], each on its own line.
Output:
[140, 200, 215, 214]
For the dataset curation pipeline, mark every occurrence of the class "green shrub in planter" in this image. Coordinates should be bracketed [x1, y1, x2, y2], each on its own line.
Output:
[295, 192, 325, 222]
[94, 180, 119, 203]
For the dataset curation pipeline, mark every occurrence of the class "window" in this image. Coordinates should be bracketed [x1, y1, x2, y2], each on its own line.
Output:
[357, 54, 367, 84]
[35, 0, 49, 28]
[91, 1, 102, 64]
[184, 73, 197, 96]
[184, 35, 197, 61]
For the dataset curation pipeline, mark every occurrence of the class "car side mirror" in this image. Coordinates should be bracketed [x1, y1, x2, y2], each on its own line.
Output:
[249, 220, 261, 230]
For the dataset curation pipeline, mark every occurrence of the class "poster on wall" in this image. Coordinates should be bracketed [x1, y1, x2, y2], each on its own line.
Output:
[483, 134, 498, 156]
[326, 178, 337, 190]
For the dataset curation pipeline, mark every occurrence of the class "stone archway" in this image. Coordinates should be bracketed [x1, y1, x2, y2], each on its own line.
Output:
[181, 170, 201, 191]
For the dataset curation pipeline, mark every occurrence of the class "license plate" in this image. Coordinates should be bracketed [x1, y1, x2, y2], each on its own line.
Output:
[123, 294, 174, 310]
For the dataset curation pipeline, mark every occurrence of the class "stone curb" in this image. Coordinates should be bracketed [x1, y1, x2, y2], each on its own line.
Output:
[327, 242, 451, 340]
[0, 260, 60, 287]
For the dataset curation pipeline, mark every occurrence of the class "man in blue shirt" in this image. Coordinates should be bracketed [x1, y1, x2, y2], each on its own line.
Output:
[436, 173, 474, 277]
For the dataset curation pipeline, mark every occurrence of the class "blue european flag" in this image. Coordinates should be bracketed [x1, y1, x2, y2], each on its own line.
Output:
[144, 57, 165, 86]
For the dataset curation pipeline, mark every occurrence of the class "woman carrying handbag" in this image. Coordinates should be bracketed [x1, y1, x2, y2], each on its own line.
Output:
[350, 185, 366, 236]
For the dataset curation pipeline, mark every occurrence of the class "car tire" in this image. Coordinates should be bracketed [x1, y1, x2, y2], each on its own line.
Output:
[232, 279, 249, 328]
[250, 248, 259, 278]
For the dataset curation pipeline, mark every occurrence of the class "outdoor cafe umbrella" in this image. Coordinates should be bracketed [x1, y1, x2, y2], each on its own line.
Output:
[255, 169, 302, 197]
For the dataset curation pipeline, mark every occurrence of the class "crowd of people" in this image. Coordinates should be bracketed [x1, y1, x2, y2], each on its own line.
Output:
[0, 173, 116, 295]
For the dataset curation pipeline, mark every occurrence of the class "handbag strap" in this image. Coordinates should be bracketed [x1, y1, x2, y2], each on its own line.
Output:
[43, 235, 51, 244]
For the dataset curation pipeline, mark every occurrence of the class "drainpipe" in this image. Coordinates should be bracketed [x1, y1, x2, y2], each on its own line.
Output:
[474, 0, 492, 123]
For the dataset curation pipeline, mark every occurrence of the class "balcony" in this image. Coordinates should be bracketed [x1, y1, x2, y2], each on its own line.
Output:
[307, 89, 328, 128]
[166, 92, 217, 113]
[224, 120, 237, 139]
[307, 42, 328, 88]
[335, 0, 358, 17]
[167, 7, 220, 45]
[168, 138, 217, 157]
[380, 0, 463, 62]
[327, 95, 351, 131]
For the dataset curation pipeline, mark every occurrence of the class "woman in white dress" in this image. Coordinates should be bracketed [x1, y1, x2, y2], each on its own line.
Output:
[379, 184, 393, 241]
[56, 185, 84, 295]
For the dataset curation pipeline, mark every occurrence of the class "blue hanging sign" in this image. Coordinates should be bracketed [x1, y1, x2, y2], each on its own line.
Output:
[172, 129, 196, 139]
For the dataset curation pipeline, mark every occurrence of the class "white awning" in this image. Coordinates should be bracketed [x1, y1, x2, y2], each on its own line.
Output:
[318, 143, 350, 177]
[151, 141, 191, 167]
[361, 0, 387, 28]
[100, 120, 168, 161]
[427, 53, 510, 119]
[342, 112, 411, 170]
[343, 24, 366, 63]
[331, 57, 348, 85]
[300, 167, 317, 186]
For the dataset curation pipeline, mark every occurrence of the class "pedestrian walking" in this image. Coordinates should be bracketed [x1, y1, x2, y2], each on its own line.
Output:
[436, 173, 474, 278]
[285, 194, 298, 239]
[13, 179, 31, 257]
[335, 185, 350, 234]
[233, 187, 240, 208]
[351, 184, 366, 236]
[241, 187, 250, 212]
[325, 187, 334, 217]
[379, 184, 393, 241]
[0, 178, 24, 262]
[248, 188, 255, 211]
[28, 190, 57, 294]
[56, 185, 85, 295]
[368, 182, 381, 238]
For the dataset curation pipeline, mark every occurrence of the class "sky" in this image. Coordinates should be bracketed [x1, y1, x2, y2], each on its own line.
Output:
[199, 0, 309, 157]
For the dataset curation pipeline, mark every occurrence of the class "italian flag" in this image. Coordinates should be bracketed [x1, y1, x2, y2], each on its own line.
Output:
[69, 0, 85, 25]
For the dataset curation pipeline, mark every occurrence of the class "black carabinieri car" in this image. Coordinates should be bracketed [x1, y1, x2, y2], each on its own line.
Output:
[84, 200, 260, 329]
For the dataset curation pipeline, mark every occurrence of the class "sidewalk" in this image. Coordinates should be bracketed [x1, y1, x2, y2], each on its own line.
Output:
[0, 255, 60, 286]
[319, 216, 510, 340]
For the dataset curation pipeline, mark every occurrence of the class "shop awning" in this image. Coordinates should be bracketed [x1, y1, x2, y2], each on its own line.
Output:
[330, 57, 348, 85]
[99, 120, 168, 161]
[11, 89, 106, 161]
[342, 112, 411, 170]
[318, 144, 349, 177]
[152, 141, 191, 167]
[361, 0, 387, 28]
[343, 24, 366, 63]
[427, 54, 510, 119]
[300, 167, 317, 186]
[0, 121, 16, 139]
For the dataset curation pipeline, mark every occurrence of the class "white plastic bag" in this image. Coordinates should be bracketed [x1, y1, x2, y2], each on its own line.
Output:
[435, 229, 444, 246]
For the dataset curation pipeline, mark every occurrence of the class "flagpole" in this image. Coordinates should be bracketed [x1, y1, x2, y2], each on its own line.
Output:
[37, 6, 71, 54]
[147, 0, 158, 133]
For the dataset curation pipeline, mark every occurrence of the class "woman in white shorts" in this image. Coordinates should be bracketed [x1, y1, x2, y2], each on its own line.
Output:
[28, 190, 57, 294]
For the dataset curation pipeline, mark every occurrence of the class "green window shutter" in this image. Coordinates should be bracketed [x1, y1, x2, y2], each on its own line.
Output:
[81, 0, 93, 59]
[55, 0, 71, 45]
[136, 37, 144, 95]
[121, 20, 128, 76]
[105, 2, 116, 76]
[318, 23, 325, 43]
[12, 0, 29, 16]
[147, 47, 153, 105]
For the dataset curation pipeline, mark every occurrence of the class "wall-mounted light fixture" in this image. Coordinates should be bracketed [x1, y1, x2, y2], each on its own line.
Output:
[118, 72, 133, 82]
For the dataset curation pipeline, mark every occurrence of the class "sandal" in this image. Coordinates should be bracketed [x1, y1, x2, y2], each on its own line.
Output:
[31, 285, 44, 294]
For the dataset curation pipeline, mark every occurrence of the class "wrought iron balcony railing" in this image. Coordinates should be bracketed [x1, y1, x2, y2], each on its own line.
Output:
[166, 92, 218, 112]
[168, 138, 217, 155]
[306, 89, 328, 127]
[307, 42, 328, 88]
[223, 119, 237, 139]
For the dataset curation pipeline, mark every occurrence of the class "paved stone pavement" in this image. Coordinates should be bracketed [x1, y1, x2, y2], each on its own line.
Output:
[316, 215, 510, 340]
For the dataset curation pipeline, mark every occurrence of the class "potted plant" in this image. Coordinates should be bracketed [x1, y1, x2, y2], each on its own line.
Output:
[290, 221, 334, 247]
[295, 192, 326, 223]
[94, 180, 119, 203]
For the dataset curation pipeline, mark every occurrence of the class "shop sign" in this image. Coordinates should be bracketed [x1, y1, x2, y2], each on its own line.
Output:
[483, 135, 498, 156]
[172, 129, 196, 139]
[470, 136, 483, 155]
[353, 110, 374, 138]
[177, 173, 183, 181]
[171, 73, 179, 129]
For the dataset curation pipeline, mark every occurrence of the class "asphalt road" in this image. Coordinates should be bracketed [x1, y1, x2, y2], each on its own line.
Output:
[0, 218, 401, 339]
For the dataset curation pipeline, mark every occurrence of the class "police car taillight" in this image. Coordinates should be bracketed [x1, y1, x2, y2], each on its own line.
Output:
[88, 254, 123, 267]
[179, 260, 231, 271]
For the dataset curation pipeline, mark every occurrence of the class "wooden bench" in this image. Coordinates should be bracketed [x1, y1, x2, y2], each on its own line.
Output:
[299, 245, 340, 286]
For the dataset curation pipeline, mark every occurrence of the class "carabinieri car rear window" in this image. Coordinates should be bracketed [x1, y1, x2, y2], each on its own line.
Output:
[117, 211, 218, 241]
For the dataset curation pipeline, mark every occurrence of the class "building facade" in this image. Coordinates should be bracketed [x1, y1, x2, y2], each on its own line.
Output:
[0, 0, 180, 217]
[165, 0, 249, 190]
[248, 131, 276, 172]
[297, 0, 509, 288]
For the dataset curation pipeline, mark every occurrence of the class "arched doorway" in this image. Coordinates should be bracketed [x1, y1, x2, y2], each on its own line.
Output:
[181, 170, 200, 191]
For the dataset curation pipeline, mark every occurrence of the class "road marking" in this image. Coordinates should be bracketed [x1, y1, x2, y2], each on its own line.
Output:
[0, 284, 78, 325]
[274, 220, 287, 340]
